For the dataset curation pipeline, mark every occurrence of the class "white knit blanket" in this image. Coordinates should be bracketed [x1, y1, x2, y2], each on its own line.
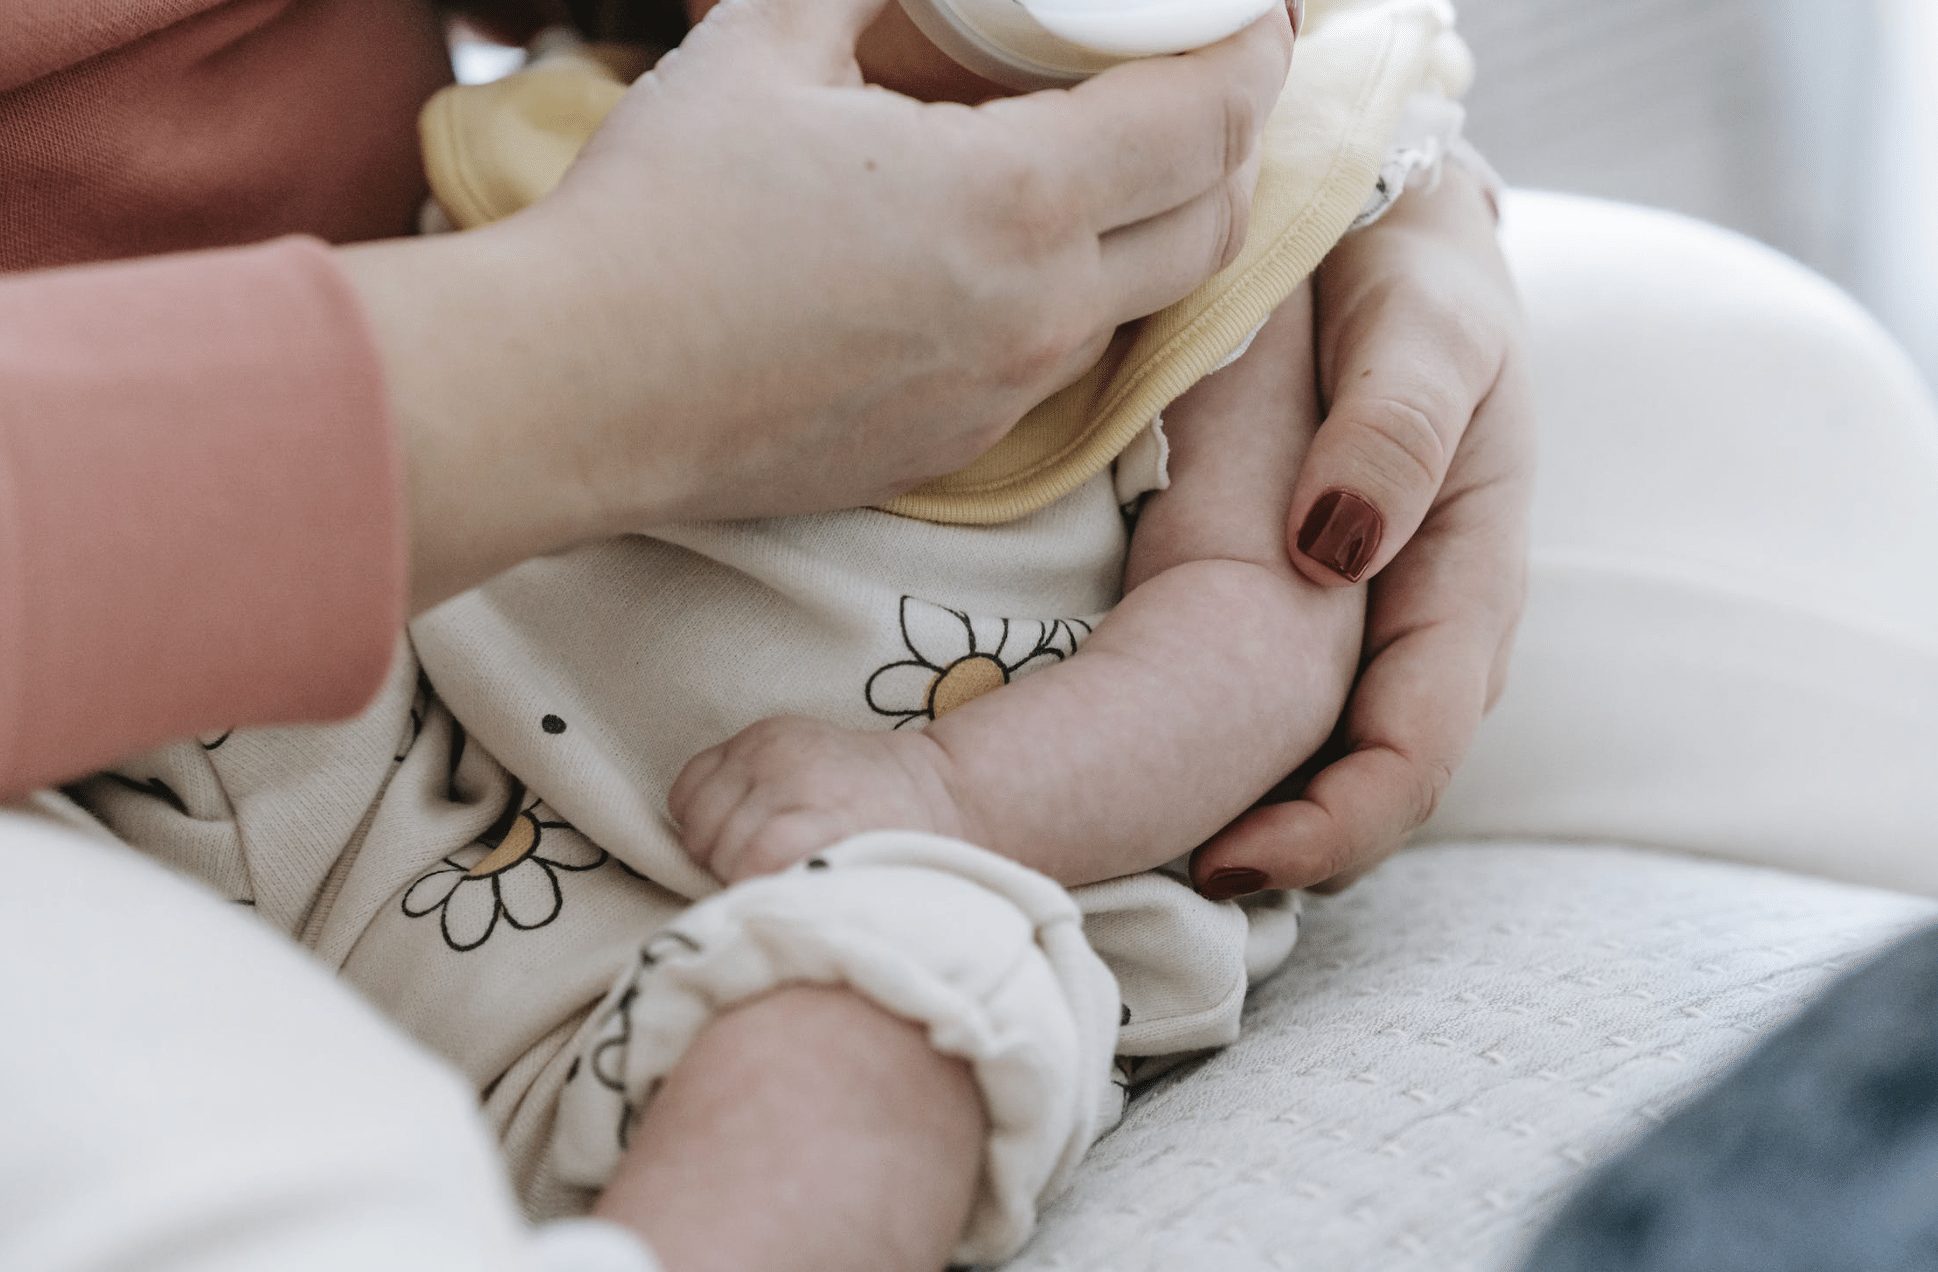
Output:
[1015, 843, 1935, 1271]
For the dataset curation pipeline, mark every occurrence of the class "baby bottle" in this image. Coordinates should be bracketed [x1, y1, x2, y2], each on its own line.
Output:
[895, 0, 1284, 90]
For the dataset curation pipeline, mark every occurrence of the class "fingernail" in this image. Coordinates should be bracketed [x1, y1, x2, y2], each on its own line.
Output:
[1297, 489, 1383, 582]
[1201, 867, 1269, 902]
[1290, 0, 1305, 36]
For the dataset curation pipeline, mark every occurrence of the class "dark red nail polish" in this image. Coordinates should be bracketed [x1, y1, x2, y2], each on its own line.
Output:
[1201, 867, 1269, 902]
[1297, 489, 1383, 582]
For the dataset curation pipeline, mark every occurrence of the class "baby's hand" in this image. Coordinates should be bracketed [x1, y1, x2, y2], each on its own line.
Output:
[670, 718, 973, 885]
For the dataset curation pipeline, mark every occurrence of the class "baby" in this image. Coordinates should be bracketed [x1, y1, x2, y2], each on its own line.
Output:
[74, 2, 1475, 1267]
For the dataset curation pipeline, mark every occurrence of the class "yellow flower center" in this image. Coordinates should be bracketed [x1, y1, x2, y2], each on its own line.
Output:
[469, 813, 540, 877]
[930, 655, 1007, 717]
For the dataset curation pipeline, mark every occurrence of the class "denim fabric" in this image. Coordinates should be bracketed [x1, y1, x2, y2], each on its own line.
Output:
[1522, 922, 1938, 1272]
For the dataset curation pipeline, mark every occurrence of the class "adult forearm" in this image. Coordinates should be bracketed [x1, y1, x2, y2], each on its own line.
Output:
[340, 224, 680, 614]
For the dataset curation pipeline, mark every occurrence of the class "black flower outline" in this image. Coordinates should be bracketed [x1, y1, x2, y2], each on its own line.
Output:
[577, 930, 704, 1152]
[865, 596, 1092, 728]
[400, 783, 605, 951]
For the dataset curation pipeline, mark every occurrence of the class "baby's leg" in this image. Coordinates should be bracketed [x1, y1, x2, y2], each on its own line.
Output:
[549, 836, 1121, 1272]
[596, 986, 984, 1272]
[338, 754, 993, 1272]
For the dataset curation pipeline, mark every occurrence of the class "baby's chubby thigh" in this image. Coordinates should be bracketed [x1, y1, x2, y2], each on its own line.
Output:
[337, 817, 1134, 1261]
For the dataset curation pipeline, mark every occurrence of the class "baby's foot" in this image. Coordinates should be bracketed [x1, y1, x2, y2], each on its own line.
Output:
[670, 717, 975, 885]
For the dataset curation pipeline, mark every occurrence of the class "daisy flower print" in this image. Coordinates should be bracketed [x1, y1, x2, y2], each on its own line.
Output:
[865, 596, 1093, 728]
[401, 784, 607, 952]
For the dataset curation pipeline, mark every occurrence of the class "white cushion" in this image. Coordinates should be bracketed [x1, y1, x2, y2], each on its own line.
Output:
[1422, 194, 1938, 895]
[1016, 843, 1934, 1271]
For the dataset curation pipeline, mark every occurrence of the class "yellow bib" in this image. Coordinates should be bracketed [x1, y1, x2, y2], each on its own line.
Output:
[422, 0, 1469, 524]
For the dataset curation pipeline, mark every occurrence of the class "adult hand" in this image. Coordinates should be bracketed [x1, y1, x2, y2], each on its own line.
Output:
[346, 0, 1293, 611]
[1191, 166, 1537, 897]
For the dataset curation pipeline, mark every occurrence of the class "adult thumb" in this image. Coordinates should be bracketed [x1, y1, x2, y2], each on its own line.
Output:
[679, 0, 893, 84]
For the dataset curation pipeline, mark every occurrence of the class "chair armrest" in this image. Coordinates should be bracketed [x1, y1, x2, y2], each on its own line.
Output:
[1423, 193, 1938, 895]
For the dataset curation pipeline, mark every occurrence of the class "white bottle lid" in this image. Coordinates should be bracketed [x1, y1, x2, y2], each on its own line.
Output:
[896, 0, 1282, 91]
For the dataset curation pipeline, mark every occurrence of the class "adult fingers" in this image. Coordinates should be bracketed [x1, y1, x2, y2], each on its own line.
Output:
[1288, 270, 1502, 587]
[1190, 610, 1497, 895]
[991, 7, 1291, 234]
[680, 0, 893, 83]
[1098, 146, 1261, 323]
[1194, 370, 1535, 896]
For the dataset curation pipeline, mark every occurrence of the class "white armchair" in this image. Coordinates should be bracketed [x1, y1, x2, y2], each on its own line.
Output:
[1014, 192, 1938, 1270]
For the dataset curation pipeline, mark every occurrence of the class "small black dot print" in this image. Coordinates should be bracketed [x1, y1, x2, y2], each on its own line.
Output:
[541, 714, 567, 735]
[806, 857, 830, 871]
[566, 1057, 581, 1082]
[1121, 1003, 1133, 1027]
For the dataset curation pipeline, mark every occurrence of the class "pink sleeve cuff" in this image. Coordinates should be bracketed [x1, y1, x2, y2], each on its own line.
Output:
[0, 237, 406, 794]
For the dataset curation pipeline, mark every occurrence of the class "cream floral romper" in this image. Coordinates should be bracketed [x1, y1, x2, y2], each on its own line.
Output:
[73, 1, 1472, 1262]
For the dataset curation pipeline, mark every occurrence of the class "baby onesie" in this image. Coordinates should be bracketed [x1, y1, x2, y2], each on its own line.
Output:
[71, 2, 1472, 1263]
[70, 494, 1286, 1261]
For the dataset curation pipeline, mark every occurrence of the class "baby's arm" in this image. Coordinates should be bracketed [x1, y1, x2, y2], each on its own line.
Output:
[922, 284, 1364, 884]
[674, 286, 1364, 889]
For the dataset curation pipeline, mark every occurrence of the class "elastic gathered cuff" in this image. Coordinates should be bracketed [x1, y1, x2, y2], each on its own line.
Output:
[550, 832, 1123, 1265]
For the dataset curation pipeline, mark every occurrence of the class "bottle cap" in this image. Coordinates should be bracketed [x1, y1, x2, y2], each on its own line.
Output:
[895, 0, 1281, 90]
